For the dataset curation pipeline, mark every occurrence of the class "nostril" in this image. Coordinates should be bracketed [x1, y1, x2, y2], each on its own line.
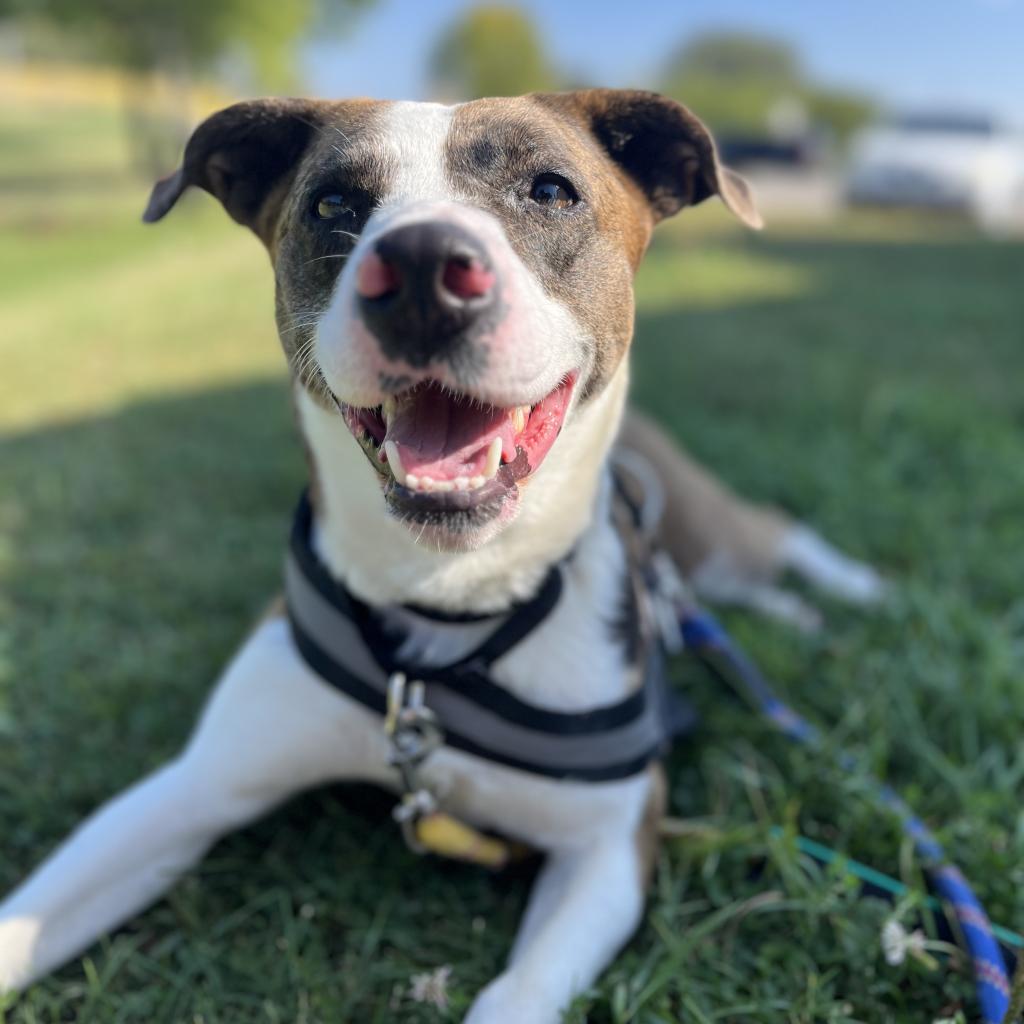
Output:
[356, 250, 401, 300]
[441, 257, 496, 301]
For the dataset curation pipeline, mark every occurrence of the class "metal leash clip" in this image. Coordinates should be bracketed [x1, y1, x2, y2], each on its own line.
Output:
[647, 549, 693, 655]
[384, 671, 524, 870]
[384, 671, 444, 854]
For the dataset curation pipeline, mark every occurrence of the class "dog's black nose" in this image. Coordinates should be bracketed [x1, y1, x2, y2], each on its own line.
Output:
[356, 221, 499, 368]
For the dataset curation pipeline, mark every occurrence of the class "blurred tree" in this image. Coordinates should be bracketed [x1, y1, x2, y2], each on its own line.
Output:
[0, 0, 370, 170]
[429, 5, 559, 100]
[662, 31, 873, 147]
[1, 0, 370, 87]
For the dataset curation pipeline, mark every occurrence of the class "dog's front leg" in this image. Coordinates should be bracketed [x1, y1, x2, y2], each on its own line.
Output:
[465, 836, 647, 1024]
[0, 616, 381, 992]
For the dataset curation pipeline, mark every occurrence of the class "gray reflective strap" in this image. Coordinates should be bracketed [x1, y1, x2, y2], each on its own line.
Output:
[285, 552, 666, 778]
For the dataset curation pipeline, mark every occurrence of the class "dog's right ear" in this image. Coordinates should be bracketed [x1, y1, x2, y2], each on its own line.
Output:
[143, 98, 323, 241]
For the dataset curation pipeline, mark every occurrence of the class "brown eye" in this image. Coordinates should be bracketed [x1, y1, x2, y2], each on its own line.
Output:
[529, 175, 577, 209]
[314, 194, 349, 219]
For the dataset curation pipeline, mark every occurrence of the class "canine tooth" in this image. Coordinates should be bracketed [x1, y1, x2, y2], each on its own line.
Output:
[483, 437, 502, 479]
[383, 441, 406, 485]
[381, 396, 397, 425]
[511, 405, 529, 433]
[453, 476, 469, 491]
[406, 473, 419, 489]
[468, 475, 485, 490]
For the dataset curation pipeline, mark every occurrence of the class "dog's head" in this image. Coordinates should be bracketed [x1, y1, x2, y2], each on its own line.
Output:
[146, 91, 759, 552]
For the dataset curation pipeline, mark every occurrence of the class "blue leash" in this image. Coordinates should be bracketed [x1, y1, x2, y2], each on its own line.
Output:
[678, 606, 1012, 1023]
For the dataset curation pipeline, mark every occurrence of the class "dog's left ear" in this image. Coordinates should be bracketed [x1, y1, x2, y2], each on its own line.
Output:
[537, 89, 763, 229]
[143, 98, 323, 241]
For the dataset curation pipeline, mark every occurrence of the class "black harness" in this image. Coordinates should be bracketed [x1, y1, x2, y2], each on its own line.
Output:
[285, 479, 694, 783]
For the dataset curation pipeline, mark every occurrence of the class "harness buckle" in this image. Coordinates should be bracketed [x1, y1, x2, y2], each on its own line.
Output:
[385, 672, 443, 765]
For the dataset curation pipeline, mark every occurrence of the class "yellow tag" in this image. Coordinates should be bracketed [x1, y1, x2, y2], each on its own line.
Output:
[414, 812, 517, 870]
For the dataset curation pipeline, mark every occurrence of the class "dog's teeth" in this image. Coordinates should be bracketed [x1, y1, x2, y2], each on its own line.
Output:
[483, 437, 502, 480]
[406, 473, 419, 490]
[381, 397, 397, 425]
[383, 441, 406, 485]
[468, 475, 485, 490]
[511, 405, 529, 434]
[453, 476, 469, 491]
[433, 480, 454, 493]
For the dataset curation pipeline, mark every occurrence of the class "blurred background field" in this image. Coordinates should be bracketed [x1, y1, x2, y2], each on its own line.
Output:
[2, 3, 1024, 1022]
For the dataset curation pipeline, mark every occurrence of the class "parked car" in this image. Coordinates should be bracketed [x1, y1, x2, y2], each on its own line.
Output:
[845, 112, 1024, 232]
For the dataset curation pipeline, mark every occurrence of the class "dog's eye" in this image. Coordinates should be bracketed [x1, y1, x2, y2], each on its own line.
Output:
[314, 194, 350, 220]
[529, 175, 577, 209]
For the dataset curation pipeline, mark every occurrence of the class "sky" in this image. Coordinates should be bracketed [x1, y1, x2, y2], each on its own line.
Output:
[305, 0, 1024, 127]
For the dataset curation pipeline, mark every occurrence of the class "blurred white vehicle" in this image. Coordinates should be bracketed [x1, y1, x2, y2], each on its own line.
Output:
[846, 113, 1024, 233]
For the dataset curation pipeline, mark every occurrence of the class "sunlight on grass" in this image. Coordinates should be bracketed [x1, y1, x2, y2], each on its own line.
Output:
[636, 242, 814, 312]
[0, 214, 283, 431]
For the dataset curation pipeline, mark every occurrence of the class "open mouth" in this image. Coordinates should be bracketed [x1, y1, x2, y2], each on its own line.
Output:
[340, 375, 577, 518]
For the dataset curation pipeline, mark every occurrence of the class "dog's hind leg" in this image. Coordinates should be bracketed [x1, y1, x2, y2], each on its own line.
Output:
[617, 409, 884, 628]
[0, 616, 381, 992]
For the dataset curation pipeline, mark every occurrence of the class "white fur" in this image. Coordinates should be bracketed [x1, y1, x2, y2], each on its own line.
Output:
[382, 100, 457, 206]
[780, 525, 886, 604]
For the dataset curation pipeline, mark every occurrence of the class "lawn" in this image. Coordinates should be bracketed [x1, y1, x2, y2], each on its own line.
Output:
[1, 95, 1022, 1023]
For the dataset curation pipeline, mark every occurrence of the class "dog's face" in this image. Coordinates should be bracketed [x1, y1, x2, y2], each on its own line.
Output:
[147, 91, 759, 551]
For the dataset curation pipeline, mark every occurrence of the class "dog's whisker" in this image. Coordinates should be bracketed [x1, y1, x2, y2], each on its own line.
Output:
[303, 254, 351, 266]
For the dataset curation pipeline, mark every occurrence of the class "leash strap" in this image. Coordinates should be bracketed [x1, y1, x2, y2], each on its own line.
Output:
[679, 607, 1012, 1024]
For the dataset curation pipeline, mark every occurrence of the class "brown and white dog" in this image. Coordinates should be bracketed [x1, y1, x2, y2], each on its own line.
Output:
[0, 90, 881, 1021]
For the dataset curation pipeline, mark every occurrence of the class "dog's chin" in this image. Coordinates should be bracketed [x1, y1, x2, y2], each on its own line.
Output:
[382, 457, 525, 552]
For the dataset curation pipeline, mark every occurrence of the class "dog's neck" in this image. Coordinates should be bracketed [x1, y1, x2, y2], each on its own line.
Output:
[295, 364, 630, 613]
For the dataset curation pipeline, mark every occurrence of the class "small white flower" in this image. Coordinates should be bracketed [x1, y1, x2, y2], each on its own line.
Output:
[882, 919, 909, 965]
[409, 964, 453, 1010]
[882, 919, 930, 968]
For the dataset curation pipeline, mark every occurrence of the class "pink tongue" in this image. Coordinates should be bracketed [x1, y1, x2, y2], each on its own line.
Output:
[384, 387, 517, 480]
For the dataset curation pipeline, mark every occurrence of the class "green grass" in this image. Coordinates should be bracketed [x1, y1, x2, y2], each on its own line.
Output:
[2, 97, 1023, 1023]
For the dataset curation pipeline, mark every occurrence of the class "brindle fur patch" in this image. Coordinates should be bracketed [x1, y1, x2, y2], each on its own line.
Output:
[446, 96, 652, 401]
[270, 101, 396, 398]
[636, 763, 668, 888]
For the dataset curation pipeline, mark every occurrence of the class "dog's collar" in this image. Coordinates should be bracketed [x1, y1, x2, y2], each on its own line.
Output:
[284, 488, 692, 782]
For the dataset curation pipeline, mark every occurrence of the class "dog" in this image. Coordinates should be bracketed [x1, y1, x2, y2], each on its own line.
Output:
[0, 90, 881, 1022]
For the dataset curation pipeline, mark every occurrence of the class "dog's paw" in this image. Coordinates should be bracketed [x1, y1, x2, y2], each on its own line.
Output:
[780, 525, 886, 605]
[0, 916, 40, 994]
[463, 972, 563, 1024]
[691, 552, 824, 632]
